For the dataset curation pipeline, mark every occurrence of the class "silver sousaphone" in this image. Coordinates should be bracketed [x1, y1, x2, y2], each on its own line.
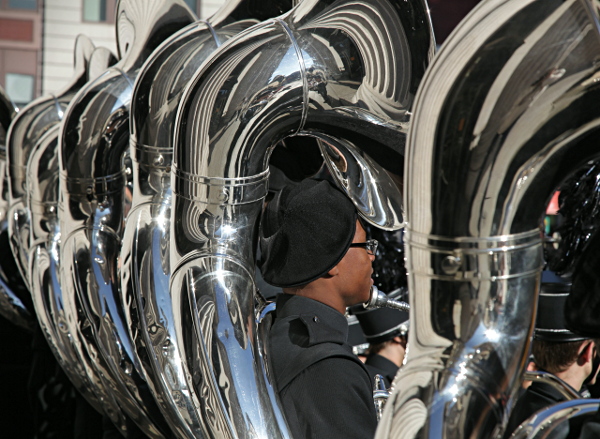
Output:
[377, 0, 600, 438]
[170, 0, 433, 436]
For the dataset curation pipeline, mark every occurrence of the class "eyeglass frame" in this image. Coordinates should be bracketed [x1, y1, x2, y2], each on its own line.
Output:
[349, 239, 378, 255]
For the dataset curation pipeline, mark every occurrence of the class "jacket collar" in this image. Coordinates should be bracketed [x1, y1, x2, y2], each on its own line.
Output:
[367, 354, 399, 374]
[528, 378, 579, 402]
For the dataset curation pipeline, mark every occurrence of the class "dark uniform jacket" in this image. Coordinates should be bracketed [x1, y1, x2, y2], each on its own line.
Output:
[578, 408, 600, 439]
[365, 354, 399, 389]
[505, 380, 572, 439]
[269, 294, 378, 439]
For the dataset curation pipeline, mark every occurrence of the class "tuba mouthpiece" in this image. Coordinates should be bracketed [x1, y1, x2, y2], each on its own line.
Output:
[363, 285, 410, 312]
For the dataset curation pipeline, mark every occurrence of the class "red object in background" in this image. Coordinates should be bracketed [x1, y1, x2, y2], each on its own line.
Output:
[547, 191, 560, 215]
[428, 0, 482, 45]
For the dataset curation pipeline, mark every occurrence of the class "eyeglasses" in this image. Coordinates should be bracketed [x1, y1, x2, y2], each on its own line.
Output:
[349, 239, 378, 255]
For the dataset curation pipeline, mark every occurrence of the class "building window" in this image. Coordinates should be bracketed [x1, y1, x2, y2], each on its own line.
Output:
[5, 73, 34, 107]
[82, 0, 116, 23]
[83, 0, 107, 22]
[183, 0, 199, 15]
[8, 0, 37, 10]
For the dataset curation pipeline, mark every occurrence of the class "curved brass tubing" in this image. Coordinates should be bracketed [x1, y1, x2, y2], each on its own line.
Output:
[172, 0, 434, 436]
[58, 1, 197, 436]
[378, 0, 600, 437]
[122, 1, 293, 437]
[0, 85, 31, 330]
[6, 34, 95, 292]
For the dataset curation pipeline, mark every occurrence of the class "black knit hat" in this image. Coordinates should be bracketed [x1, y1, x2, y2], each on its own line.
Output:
[259, 178, 357, 287]
[353, 307, 409, 345]
[535, 282, 587, 342]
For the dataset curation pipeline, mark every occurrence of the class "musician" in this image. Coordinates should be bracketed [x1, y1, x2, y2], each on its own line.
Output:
[504, 283, 598, 438]
[259, 178, 378, 439]
[354, 306, 409, 388]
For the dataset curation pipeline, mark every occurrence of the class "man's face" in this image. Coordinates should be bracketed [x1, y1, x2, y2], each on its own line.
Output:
[336, 220, 375, 306]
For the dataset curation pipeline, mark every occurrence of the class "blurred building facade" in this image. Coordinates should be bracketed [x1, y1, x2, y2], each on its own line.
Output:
[0, 0, 225, 107]
[0, 0, 42, 107]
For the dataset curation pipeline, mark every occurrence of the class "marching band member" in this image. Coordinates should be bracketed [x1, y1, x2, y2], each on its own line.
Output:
[259, 178, 378, 439]
[354, 306, 409, 388]
[505, 283, 599, 438]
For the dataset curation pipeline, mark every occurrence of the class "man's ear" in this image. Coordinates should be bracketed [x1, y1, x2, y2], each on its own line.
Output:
[327, 264, 339, 277]
[578, 341, 595, 365]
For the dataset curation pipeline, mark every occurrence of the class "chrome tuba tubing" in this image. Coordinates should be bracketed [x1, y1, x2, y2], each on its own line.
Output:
[6, 34, 96, 292]
[0, 85, 32, 330]
[58, 1, 197, 436]
[27, 125, 118, 421]
[374, 374, 391, 422]
[0, 85, 15, 223]
[377, 0, 600, 438]
[122, 2, 293, 437]
[172, 0, 433, 436]
[522, 371, 581, 401]
[510, 399, 600, 439]
[27, 47, 119, 427]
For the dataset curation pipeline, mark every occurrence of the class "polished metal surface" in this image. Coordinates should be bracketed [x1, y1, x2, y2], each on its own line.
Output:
[0, 84, 15, 221]
[510, 399, 600, 439]
[364, 285, 410, 311]
[522, 371, 581, 401]
[122, 1, 293, 436]
[26, 47, 120, 429]
[58, 1, 198, 436]
[27, 125, 122, 424]
[7, 34, 96, 291]
[313, 127, 406, 230]
[0, 85, 32, 330]
[374, 374, 391, 422]
[377, 0, 600, 438]
[172, 0, 433, 436]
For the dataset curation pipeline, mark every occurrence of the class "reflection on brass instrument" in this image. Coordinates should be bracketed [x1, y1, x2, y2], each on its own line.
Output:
[57, 1, 197, 436]
[171, 0, 433, 436]
[21, 0, 600, 437]
[7, 35, 95, 293]
[511, 399, 600, 439]
[122, 1, 293, 436]
[0, 84, 31, 331]
[0, 0, 435, 435]
[376, 0, 600, 438]
[374, 374, 391, 422]
[522, 370, 581, 401]
[0, 86, 14, 226]
[27, 46, 118, 424]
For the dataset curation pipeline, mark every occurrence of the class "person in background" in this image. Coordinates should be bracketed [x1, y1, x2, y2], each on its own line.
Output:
[504, 283, 599, 438]
[259, 178, 378, 439]
[347, 311, 370, 363]
[354, 306, 409, 388]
